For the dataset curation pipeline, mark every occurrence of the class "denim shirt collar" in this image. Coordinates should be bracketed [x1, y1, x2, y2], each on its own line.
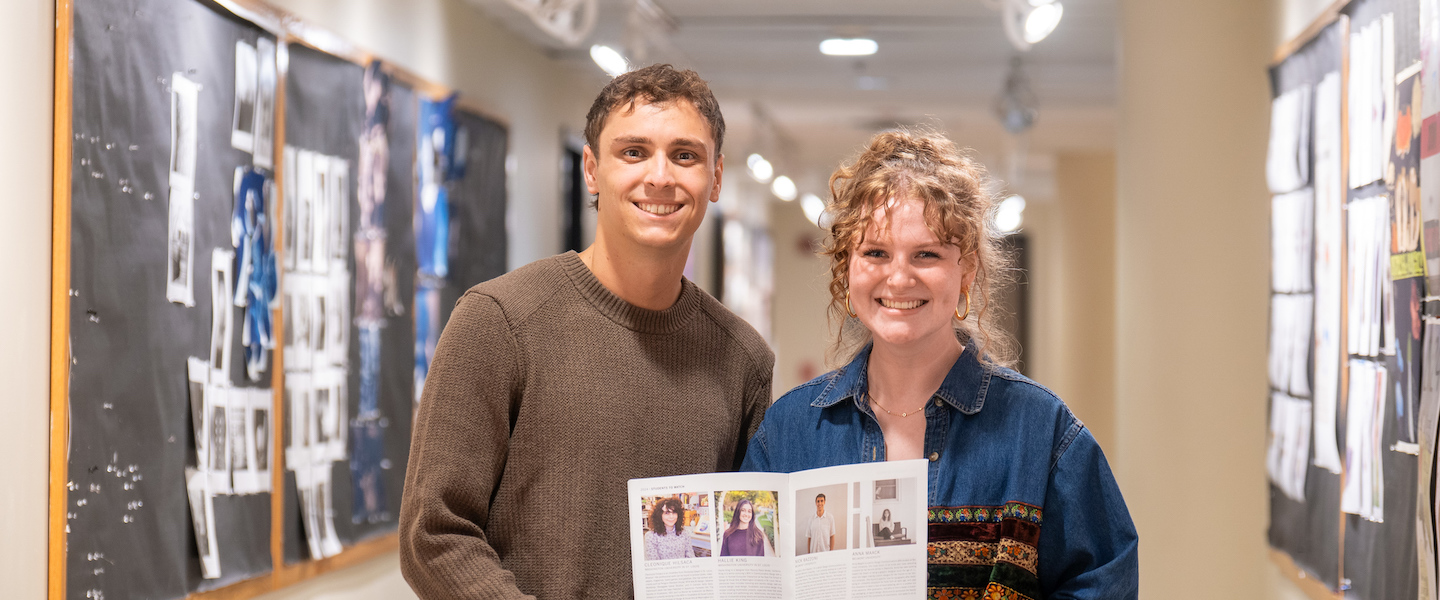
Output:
[810, 340, 990, 415]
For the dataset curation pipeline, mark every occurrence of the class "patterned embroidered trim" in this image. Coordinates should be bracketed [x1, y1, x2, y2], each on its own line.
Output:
[927, 583, 1034, 600]
[929, 540, 997, 565]
[996, 538, 1038, 574]
[926, 587, 983, 600]
[929, 501, 1042, 524]
[928, 539, 1038, 574]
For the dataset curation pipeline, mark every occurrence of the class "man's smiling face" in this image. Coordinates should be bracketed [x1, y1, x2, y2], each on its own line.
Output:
[583, 99, 723, 254]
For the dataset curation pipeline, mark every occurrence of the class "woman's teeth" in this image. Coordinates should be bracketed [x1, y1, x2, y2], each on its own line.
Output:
[637, 203, 680, 215]
[879, 299, 926, 310]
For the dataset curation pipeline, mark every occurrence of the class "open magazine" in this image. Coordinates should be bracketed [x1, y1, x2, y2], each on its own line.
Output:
[628, 460, 928, 600]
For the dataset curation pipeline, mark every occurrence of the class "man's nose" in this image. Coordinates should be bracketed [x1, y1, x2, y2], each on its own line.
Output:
[644, 154, 675, 188]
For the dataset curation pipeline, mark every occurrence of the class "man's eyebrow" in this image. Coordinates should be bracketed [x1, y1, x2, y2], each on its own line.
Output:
[612, 135, 652, 146]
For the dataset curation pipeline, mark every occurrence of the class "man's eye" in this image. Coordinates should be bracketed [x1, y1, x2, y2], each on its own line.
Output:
[676, 151, 696, 161]
[623, 148, 644, 158]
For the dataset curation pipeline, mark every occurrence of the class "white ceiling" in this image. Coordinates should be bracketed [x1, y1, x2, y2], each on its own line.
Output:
[469, 0, 1118, 198]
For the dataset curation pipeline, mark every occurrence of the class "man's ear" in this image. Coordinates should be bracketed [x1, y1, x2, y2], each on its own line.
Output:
[583, 144, 600, 196]
[710, 153, 724, 203]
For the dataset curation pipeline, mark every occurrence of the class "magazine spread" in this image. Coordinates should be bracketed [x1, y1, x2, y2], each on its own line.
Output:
[628, 460, 928, 600]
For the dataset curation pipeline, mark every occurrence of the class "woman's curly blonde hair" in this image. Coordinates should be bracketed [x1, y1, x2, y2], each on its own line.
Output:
[822, 127, 1017, 368]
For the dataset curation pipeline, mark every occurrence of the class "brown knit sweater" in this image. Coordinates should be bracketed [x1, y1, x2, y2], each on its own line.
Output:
[399, 252, 774, 599]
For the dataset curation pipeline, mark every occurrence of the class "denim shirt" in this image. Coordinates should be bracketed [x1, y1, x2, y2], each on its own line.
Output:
[742, 343, 1139, 600]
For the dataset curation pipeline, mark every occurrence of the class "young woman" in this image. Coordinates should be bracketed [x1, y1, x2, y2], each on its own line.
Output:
[876, 508, 894, 540]
[643, 497, 694, 561]
[719, 498, 770, 557]
[742, 129, 1138, 599]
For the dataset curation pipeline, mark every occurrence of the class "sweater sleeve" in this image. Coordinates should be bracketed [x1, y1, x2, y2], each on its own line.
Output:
[399, 292, 534, 600]
[732, 354, 775, 470]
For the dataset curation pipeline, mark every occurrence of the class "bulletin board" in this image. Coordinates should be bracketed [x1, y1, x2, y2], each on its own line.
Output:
[49, 0, 509, 597]
[1266, 0, 1435, 597]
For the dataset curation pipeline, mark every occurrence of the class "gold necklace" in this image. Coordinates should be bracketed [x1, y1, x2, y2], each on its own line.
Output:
[866, 391, 928, 418]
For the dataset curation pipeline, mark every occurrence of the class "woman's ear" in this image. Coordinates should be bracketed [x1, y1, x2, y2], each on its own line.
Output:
[960, 251, 980, 291]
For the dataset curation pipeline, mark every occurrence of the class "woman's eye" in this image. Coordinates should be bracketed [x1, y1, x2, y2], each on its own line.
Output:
[917, 251, 940, 259]
[862, 249, 886, 258]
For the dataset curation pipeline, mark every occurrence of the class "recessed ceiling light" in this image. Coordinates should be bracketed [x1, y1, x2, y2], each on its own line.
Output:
[590, 45, 628, 77]
[747, 153, 774, 182]
[820, 38, 878, 56]
[771, 176, 798, 201]
[801, 193, 826, 226]
[995, 195, 1026, 233]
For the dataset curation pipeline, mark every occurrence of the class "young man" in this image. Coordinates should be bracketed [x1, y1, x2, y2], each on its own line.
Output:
[806, 493, 835, 554]
[398, 65, 774, 599]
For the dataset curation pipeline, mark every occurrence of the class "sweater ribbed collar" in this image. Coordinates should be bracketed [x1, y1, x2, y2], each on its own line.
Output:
[558, 251, 701, 334]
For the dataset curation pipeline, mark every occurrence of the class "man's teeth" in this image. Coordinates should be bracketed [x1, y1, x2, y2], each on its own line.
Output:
[637, 203, 680, 215]
[879, 299, 926, 310]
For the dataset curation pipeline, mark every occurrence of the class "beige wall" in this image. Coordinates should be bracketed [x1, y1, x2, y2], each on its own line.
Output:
[1115, 0, 1299, 597]
[0, 0, 55, 597]
[768, 200, 833, 396]
[1033, 152, 1118, 452]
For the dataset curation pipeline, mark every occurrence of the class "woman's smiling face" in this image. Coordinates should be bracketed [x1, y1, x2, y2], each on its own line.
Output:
[848, 195, 975, 350]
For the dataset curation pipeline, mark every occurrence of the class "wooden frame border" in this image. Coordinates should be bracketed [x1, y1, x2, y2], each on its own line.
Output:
[47, 0, 516, 596]
[49, 0, 75, 598]
[1272, 0, 1353, 65]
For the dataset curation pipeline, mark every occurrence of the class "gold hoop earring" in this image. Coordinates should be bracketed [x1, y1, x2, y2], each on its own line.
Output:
[845, 290, 858, 319]
[956, 291, 970, 321]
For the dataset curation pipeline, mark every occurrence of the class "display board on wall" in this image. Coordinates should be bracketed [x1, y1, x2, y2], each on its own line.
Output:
[51, 0, 509, 597]
[1266, 0, 1434, 597]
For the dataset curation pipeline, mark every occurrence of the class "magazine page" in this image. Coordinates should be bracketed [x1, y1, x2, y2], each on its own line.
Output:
[786, 460, 928, 600]
[629, 460, 927, 600]
[630, 471, 791, 600]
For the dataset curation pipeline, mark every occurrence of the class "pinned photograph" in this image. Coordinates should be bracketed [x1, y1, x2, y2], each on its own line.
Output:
[232, 389, 273, 494]
[210, 249, 235, 383]
[328, 159, 349, 260]
[283, 147, 298, 270]
[187, 358, 209, 467]
[298, 463, 342, 559]
[231, 40, 258, 153]
[229, 401, 249, 485]
[186, 468, 220, 579]
[170, 73, 199, 183]
[295, 149, 315, 272]
[166, 177, 196, 307]
[312, 158, 330, 274]
[253, 37, 277, 168]
[207, 386, 233, 494]
[252, 396, 273, 490]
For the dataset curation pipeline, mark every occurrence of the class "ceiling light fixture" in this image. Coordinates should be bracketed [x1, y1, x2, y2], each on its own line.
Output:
[502, 0, 599, 47]
[590, 44, 629, 77]
[995, 195, 1026, 233]
[747, 153, 774, 182]
[820, 38, 878, 56]
[801, 193, 826, 226]
[1002, 0, 1063, 51]
[995, 57, 1038, 135]
[771, 176, 798, 201]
